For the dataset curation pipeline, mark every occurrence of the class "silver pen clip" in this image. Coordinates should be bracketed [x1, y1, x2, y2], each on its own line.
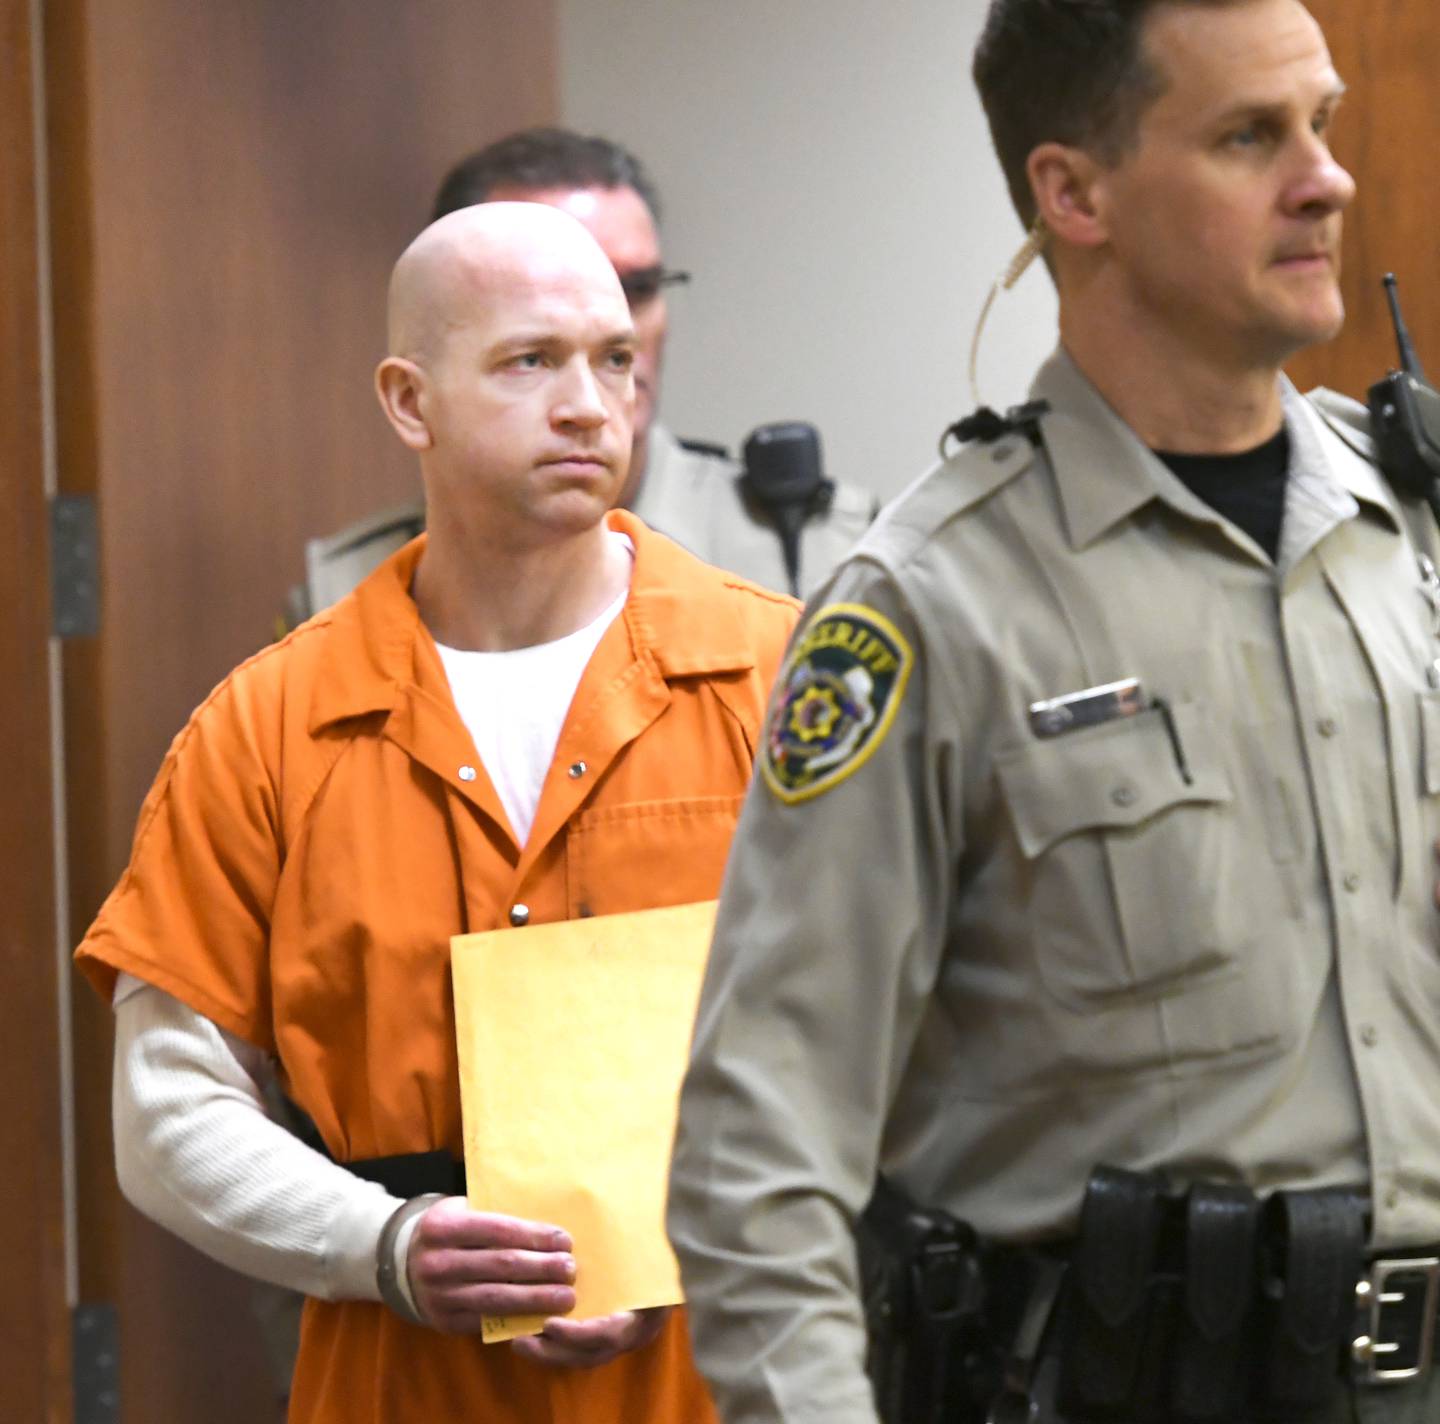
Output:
[1028, 678, 1144, 738]
[1028, 677, 1192, 784]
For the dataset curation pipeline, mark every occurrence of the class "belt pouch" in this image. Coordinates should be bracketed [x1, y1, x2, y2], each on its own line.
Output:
[857, 1176, 983, 1424]
[1256, 1187, 1365, 1417]
[1169, 1182, 1260, 1423]
[1057, 1165, 1168, 1419]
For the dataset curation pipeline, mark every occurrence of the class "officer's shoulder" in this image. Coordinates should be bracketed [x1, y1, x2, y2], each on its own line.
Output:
[853, 424, 1038, 571]
[677, 436, 732, 462]
[670, 436, 740, 478]
[1304, 386, 1379, 462]
[300, 500, 426, 618]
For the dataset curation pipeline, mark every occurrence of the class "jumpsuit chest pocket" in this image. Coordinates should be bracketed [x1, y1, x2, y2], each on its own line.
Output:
[996, 701, 1286, 1067]
[566, 794, 745, 920]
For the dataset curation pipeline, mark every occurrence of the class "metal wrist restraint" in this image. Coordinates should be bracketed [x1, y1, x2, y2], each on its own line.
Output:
[376, 1193, 444, 1327]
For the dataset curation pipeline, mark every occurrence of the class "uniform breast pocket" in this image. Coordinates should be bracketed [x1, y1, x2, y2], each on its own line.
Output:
[996, 702, 1287, 1066]
[566, 794, 746, 920]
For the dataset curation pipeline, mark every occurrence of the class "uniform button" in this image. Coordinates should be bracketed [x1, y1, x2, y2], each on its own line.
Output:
[458, 765, 477, 782]
[568, 761, 587, 780]
[509, 904, 530, 927]
[1385, 1188, 1400, 1211]
[1317, 717, 1338, 738]
[1343, 871, 1362, 893]
[1111, 783, 1138, 808]
[991, 442, 1014, 462]
[1359, 1023, 1379, 1048]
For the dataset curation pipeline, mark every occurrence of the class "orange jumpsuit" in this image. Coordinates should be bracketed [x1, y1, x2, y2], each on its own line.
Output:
[76, 510, 798, 1423]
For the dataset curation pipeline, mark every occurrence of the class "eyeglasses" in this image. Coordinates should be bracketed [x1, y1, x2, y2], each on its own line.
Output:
[618, 265, 691, 307]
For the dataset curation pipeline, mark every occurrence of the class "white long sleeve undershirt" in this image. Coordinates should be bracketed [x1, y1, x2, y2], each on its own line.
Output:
[111, 975, 421, 1310]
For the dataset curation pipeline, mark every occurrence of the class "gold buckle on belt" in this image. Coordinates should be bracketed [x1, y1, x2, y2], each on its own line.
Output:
[1352, 1256, 1440, 1384]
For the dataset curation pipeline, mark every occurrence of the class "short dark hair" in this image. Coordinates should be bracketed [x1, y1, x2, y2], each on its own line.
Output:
[431, 127, 662, 226]
[972, 0, 1231, 227]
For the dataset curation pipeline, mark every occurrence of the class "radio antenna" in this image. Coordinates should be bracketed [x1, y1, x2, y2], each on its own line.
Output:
[1383, 272, 1427, 381]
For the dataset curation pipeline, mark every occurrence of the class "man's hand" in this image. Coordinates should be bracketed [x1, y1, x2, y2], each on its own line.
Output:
[510, 1305, 672, 1369]
[406, 1196, 576, 1334]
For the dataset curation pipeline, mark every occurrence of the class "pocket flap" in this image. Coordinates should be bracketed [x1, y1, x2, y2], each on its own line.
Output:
[998, 700, 1231, 859]
[567, 795, 744, 919]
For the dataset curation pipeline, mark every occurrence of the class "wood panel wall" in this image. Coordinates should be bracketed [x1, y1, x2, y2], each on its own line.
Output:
[1, 0, 73, 1417]
[47, 2, 557, 1419]
[1286, 0, 1440, 396]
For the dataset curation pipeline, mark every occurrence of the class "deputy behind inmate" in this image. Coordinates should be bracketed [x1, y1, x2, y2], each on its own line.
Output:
[670, 1, 1440, 1422]
[300, 128, 875, 611]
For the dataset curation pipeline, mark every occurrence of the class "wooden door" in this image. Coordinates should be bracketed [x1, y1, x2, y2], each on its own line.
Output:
[1, 0, 74, 1417]
[45, 1, 557, 1418]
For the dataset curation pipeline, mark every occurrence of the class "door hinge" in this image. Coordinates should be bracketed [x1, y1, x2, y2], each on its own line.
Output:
[50, 493, 99, 638]
[72, 1302, 119, 1423]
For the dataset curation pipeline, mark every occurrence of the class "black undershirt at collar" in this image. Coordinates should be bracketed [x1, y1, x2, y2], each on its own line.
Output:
[1153, 427, 1290, 562]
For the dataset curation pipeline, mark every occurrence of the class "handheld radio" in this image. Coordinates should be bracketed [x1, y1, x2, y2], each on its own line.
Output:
[1366, 273, 1440, 522]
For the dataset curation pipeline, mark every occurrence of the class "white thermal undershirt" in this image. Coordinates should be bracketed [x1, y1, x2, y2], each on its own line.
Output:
[436, 534, 632, 846]
[110, 974, 406, 1306]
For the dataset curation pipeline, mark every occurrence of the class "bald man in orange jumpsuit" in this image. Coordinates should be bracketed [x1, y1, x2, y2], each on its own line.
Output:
[77, 203, 797, 1422]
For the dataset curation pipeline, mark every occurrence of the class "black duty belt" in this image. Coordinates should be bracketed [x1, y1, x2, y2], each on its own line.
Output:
[860, 1169, 1440, 1424]
[1030, 1168, 1439, 1421]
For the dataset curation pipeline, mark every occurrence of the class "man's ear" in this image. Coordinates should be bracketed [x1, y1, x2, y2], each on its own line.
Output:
[1026, 142, 1111, 250]
[374, 357, 433, 452]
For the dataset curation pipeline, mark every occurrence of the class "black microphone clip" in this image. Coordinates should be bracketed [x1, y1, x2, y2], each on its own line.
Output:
[740, 421, 835, 597]
[939, 399, 1050, 459]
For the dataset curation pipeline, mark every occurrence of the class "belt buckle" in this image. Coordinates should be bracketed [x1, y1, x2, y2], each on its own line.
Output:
[1353, 1256, 1440, 1384]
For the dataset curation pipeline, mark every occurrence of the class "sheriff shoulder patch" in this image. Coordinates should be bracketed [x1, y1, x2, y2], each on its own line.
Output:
[761, 602, 914, 804]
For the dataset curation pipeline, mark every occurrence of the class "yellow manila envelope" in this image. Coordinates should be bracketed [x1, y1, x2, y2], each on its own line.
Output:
[450, 899, 718, 1344]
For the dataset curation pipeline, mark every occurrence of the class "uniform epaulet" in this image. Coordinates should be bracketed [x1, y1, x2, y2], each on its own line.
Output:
[1306, 387, 1378, 463]
[932, 398, 1049, 514]
[678, 436, 731, 461]
[930, 422, 1038, 515]
[856, 404, 1044, 568]
[286, 501, 426, 626]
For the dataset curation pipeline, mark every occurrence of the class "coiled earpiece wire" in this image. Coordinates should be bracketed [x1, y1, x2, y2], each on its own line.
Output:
[967, 215, 1049, 408]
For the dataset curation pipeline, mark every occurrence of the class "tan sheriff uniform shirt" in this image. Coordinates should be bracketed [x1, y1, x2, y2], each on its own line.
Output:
[668, 349, 1440, 1424]
[632, 425, 877, 598]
